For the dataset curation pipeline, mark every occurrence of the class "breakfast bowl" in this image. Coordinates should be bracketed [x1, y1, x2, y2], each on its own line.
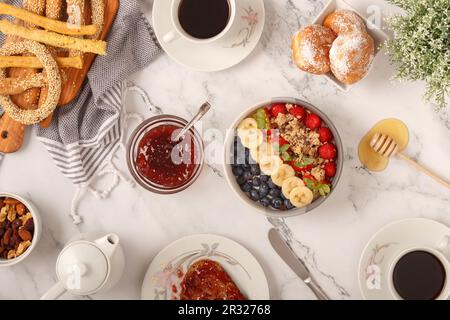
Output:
[223, 98, 343, 217]
[127, 115, 205, 194]
[0, 192, 41, 267]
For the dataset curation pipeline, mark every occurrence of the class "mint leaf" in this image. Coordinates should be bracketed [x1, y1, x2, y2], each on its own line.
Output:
[304, 178, 331, 196]
[294, 157, 314, 168]
[303, 178, 316, 191]
[279, 144, 291, 161]
[254, 108, 269, 129]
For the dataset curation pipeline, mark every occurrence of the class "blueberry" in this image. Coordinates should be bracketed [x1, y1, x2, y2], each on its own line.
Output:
[259, 197, 271, 207]
[232, 166, 244, 177]
[269, 188, 280, 198]
[259, 183, 269, 197]
[241, 182, 253, 193]
[242, 171, 253, 181]
[284, 199, 295, 210]
[236, 175, 246, 185]
[250, 189, 260, 201]
[268, 178, 277, 189]
[260, 175, 269, 182]
[250, 164, 261, 175]
[252, 177, 261, 187]
[271, 197, 283, 209]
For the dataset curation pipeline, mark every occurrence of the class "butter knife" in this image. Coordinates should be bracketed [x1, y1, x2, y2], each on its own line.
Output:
[268, 228, 330, 300]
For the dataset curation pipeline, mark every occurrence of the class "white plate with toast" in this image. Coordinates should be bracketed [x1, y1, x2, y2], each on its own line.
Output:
[141, 234, 270, 300]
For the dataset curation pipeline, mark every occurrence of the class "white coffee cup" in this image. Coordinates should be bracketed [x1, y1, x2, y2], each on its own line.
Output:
[163, 0, 236, 44]
[388, 238, 450, 300]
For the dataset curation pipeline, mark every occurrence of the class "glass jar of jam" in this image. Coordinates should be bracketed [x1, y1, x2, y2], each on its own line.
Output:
[127, 115, 204, 194]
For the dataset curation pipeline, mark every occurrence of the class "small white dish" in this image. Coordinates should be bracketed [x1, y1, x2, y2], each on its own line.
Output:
[311, 0, 390, 91]
[152, 0, 265, 72]
[0, 192, 42, 267]
[141, 234, 270, 300]
[358, 218, 450, 300]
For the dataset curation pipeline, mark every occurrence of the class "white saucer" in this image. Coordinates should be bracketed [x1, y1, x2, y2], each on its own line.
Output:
[358, 218, 450, 300]
[141, 234, 270, 300]
[152, 0, 265, 72]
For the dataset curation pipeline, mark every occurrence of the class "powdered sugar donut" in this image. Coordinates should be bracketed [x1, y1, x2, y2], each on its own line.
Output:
[329, 32, 374, 84]
[292, 25, 337, 75]
[324, 9, 366, 35]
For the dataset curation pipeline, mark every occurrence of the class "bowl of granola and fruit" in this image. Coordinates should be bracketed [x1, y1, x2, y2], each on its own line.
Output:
[224, 98, 343, 217]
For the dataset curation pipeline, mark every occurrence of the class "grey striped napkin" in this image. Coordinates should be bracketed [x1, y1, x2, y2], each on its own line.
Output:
[0, 0, 162, 223]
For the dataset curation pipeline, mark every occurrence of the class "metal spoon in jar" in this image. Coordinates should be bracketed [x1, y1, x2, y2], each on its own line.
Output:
[172, 102, 211, 142]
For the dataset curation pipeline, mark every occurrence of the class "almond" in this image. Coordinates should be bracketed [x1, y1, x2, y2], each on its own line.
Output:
[15, 203, 26, 216]
[18, 228, 32, 241]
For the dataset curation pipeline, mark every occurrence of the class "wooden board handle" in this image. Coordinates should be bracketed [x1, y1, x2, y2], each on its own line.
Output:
[397, 152, 450, 189]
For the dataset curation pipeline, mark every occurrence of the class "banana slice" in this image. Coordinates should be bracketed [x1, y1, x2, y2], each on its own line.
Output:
[282, 176, 305, 198]
[238, 118, 258, 131]
[239, 128, 263, 149]
[271, 164, 295, 186]
[289, 186, 314, 208]
[259, 155, 283, 175]
[250, 142, 274, 163]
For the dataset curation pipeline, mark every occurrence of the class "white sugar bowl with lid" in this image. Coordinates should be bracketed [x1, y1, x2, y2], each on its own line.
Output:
[41, 233, 125, 299]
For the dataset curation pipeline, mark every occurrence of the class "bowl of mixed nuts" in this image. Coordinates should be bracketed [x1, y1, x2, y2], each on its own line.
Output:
[0, 193, 41, 266]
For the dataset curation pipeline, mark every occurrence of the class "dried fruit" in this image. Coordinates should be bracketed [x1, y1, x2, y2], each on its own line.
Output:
[16, 241, 31, 256]
[3, 228, 11, 246]
[24, 218, 34, 231]
[7, 206, 16, 222]
[15, 203, 25, 216]
[7, 249, 16, 260]
[0, 197, 34, 260]
[18, 228, 32, 241]
[0, 205, 8, 222]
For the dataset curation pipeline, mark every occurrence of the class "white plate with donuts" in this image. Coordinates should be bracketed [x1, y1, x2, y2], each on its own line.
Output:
[292, 0, 389, 92]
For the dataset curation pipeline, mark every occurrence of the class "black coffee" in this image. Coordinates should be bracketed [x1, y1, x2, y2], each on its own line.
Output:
[179, 0, 230, 39]
[393, 250, 446, 300]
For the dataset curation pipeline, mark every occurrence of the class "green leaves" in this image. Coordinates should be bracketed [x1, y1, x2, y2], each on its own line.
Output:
[304, 178, 331, 197]
[294, 157, 314, 168]
[279, 144, 291, 161]
[254, 108, 269, 129]
[385, 0, 449, 108]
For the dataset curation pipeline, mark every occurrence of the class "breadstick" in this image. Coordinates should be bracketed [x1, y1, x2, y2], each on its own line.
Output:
[90, 0, 105, 39]
[0, 56, 84, 69]
[8, 0, 46, 110]
[66, 0, 86, 57]
[0, 20, 107, 55]
[0, 74, 47, 95]
[0, 2, 99, 36]
[40, 0, 66, 128]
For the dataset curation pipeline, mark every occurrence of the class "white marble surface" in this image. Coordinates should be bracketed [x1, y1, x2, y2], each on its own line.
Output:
[0, 0, 449, 300]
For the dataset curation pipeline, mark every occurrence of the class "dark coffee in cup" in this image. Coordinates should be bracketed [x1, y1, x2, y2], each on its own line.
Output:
[392, 250, 446, 300]
[179, 0, 231, 39]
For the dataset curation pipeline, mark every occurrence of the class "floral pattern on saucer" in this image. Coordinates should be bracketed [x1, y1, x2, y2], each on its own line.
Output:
[227, 6, 259, 48]
[358, 218, 450, 300]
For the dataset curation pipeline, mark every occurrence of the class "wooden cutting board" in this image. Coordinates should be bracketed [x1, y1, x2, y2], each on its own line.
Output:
[0, 0, 119, 154]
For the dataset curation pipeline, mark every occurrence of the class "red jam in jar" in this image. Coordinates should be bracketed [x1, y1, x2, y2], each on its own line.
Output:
[136, 124, 197, 188]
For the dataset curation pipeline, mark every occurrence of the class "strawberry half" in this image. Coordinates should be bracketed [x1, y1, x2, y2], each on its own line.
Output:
[289, 105, 306, 121]
[305, 113, 322, 130]
[319, 143, 337, 160]
[318, 127, 332, 143]
[271, 103, 287, 117]
[324, 162, 336, 177]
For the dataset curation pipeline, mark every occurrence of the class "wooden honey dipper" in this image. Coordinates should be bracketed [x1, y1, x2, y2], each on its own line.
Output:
[370, 133, 450, 189]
